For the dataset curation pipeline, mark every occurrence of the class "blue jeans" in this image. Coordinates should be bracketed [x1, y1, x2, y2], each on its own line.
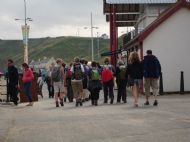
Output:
[24, 82, 32, 102]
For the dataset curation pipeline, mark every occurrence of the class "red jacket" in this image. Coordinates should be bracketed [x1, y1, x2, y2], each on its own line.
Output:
[22, 68, 34, 83]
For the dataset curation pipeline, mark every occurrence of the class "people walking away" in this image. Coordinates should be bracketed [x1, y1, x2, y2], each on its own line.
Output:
[128, 52, 143, 107]
[116, 60, 127, 103]
[143, 50, 161, 106]
[101, 57, 115, 104]
[22, 63, 34, 106]
[71, 57, 85, 107]
[51, 59, 65, 107]
[88, 61, 102, 106]
[45, 65, 54, 98]
[7, 59, 19, 105]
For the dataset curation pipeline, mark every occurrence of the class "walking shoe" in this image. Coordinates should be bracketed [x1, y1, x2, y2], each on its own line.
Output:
[104, 100, 108, 104]
[56, 101, 59, 107]
[153, 100, 158, 106]
[60, 101, 64, 107]
[94, 100, 98, 106]
[75, 102, 79, 107]
[123, 100, 127, 104]
[144, 101, 150, 106]
[26, 102, 33, 106]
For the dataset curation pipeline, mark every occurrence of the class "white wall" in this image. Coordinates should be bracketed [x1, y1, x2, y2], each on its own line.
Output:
[143, 8, 190, 92]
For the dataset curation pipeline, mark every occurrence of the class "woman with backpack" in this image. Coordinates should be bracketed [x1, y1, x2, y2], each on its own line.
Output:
[88, 61, 102, 106]
[116, 60, 127, 103]
[127, 52, 143, 107]
[101, 57, 115, 104]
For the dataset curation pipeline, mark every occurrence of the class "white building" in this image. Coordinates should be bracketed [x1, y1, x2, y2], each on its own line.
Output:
[126, 0, 190, 92]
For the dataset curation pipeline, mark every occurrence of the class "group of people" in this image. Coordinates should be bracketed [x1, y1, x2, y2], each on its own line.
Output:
[6, 49, 161, 108]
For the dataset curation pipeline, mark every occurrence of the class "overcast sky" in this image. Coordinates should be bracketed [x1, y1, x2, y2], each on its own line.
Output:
[0, 0, 126, 39]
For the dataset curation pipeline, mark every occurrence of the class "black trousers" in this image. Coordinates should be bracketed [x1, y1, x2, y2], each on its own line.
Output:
[67, 79, 73, 102]
[8, 84, 18, 103]
[103, 79, 114, 102]
[116, 80, 127, 102]
[91, 89, 100, 101]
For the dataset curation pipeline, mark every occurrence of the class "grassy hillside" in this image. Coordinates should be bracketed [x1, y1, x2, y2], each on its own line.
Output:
[0, 36, 110, 70]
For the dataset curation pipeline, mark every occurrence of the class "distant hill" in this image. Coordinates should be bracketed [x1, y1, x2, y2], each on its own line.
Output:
[0, 36, 111, 71]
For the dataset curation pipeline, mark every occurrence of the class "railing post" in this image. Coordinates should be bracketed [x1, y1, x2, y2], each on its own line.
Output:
[180, 71, 184, 94]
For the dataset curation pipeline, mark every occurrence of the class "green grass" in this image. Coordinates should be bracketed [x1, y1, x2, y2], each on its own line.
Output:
[0, 36, 110, 70]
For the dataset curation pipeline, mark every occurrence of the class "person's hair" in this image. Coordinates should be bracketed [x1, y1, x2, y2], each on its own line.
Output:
[22, 63, 29, 68]
[104, 57, 110, 64]
[56, 58, 62, 64]
[146, 50, 152, 55]
[8, 59, 13, 63]
[74, 57, 80, 63]
[91, 61, 97, 67]
[128, 52, 140, 64]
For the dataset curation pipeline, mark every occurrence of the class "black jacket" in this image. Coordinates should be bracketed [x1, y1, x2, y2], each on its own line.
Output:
[8, 66, 19, 86]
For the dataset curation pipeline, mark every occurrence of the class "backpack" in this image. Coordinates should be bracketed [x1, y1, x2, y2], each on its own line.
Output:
[73, 63, 83, 80]
[91, 69, 100, 80]
[119, 65, 126, 80]
[101, 65, 113, 82]
[51, 66, 61, 82]
[66, 67, 72, 79]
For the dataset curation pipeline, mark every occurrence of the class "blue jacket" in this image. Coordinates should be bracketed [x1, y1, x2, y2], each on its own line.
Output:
[143, 55, 161, 78]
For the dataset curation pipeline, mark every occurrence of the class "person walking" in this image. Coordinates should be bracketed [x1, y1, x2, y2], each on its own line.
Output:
[22, 63, 34, 106]
[51, 59, 66, 107]
[143, 50, 161, 106]
[7, 59, 19, 105]
[116, 60, 127, 103]
[45, 65, 54, 98]
[65, 63, 73, 102]
[101, 57, 115, 104]
[71, 57, 85, 107]
[128, 52, 143, 107]
[88, 61, 102, 106]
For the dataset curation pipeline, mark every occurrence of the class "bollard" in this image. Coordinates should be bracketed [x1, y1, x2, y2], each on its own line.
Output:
[159, 72, 164, 95]
[180, 71, 184, 94]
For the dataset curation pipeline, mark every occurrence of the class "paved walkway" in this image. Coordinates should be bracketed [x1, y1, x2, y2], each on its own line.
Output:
[0, 92, 190, 142]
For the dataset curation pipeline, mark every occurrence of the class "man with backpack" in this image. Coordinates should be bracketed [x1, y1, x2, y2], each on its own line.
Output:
[51, 59, 65, 107]
[71, 57, 85, 107]
[143, 50, 161, 106]
[101, 58, 115, 104]
[116, 60, 127, 103]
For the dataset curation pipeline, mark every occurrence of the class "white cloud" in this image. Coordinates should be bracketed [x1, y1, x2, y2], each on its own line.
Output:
[0, 0, 111, 39]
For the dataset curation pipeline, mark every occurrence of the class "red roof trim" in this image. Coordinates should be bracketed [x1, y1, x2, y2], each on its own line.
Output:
[125, 0, 190, 49]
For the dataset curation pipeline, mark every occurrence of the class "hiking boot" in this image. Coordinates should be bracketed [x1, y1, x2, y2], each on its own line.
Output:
[26, 102, 33, 106]
[144, 101, 150, 106]
[123, 100, 127, 104]
[60, 101, 64, 107]
[153, 100, 158, 106]
[56, 101, 59, 107]
[110, 99, 114, 104]
[91, 100, 94, 105]
[104, 100, 108, 104]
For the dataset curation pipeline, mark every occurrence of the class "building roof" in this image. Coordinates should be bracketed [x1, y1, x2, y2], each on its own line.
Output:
[125, 0, 190, 49]
[106, 0, 178, 4]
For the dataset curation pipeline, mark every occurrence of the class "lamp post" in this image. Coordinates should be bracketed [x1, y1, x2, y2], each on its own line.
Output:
[15, 0, 32, 64]
[84, 13, 98, 61]
[97, 32, 100, 60]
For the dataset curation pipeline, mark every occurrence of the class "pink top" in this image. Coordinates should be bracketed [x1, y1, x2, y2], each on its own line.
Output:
[22, 68, 34, 83]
